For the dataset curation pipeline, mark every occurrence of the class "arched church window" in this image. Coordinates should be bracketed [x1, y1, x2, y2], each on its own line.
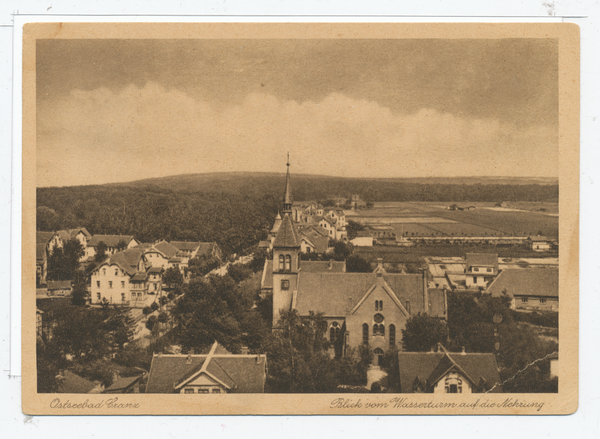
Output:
[279, 255, 285, 271]
[362, 323, 369, 345]
[389, 324, 396, 347]
[285, 255, 291, 271]
[329, 322, 340, 343]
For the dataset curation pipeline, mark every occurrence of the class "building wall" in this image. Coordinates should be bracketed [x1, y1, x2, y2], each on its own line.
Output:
[91, 263, 132, 305]
[345, 283, 409, 351]
[431, 372, 473, 394]
[513, 295, 558, 311]
[145, 251, 169, 269]
[180, 374, 227, 394]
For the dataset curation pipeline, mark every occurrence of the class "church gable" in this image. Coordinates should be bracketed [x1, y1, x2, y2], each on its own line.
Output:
[349, 279, 410, 317]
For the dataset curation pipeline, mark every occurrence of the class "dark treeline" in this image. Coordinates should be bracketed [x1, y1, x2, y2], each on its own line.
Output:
[37, 174, 558, 255]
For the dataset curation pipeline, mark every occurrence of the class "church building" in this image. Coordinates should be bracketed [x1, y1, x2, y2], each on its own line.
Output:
[264, 159, 447, 359]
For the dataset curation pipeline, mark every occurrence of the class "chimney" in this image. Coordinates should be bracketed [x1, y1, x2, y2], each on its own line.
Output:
[461, 346, 466, 355]
[241, 346, 249, 355]
[422, 269, 429, 314]
[328, 260, 333, 270]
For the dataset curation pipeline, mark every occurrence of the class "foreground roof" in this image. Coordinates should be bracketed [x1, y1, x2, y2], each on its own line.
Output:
[487, 268, 558, 298]
[397, 351, 502, 393]
[146, 341, 266, 393]
[57, 370, 100, 394]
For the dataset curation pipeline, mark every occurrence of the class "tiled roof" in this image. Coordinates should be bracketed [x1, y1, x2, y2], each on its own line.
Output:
[36, 243, 46, 261]
[487, 268, 558, 298]
[169, 257, 182, 263]
[105, 375, 141, 392]
[131, 272, 148, 281]
[261, 260, 273, 290]
[98, 249, 145, 276]
[397, 352, 502, 393]
[153, 241, 179, 259]
[196, 242, 218, 257]
[170, 241, 200, 252]
[57, 371, 99, 394]
[89, 234, 135, 248]
[148, 266, 163, 274]
[273, 214, 300, 248]
[299, 261, 346, 273]
[294, 273, 426, 317]
[146, 342, 266, 394]
[36, 231, 55, 245]
[466, 253, 498, 271]
[47, 280, 72, 290]
[299, 232, 329, 254]
[428, 289, 447, 319]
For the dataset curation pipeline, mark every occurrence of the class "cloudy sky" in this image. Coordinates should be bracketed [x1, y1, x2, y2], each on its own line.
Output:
[36, 38, 558, 187]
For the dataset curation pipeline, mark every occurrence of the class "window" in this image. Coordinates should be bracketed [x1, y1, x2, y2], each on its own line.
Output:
[121, 281, 125, 288]
[474, 267, 479, 272]
[521, 297, 528, 303]
[486, 268, 492, 273]
[109, 281, 113, 289]
[279, 255, 285, 271]
[375, 300, 383, 311]
[131, 293, 136, 300]
[115, 269, 118, 276]
[102, 268, 106, 275]
[212, 389, 221, 394]
[96, 281, 100, 288]
[473, 276, 477, 284]
[96, 293, 101, 300]
[138, 293, 142, 299]
[362, 323, 369, 345]
[285, 255, 291, 271]
[281, 280, 290, 290]
[329, 322, 340, 343]
[389, 324, 396, 347]
[184, 388, 194, 394]
[198, 389, 209, 394]
[121, 293, 126, 302]
[373, 324, 385, 337]
[540, 297, 547, 304]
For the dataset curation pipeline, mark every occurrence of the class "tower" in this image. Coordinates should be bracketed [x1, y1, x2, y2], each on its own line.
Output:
[272, 156, 301, 328]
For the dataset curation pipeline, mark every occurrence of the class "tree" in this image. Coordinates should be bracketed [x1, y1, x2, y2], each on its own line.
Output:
[150, 302, 159, 312]
[346, 220, 365, 241]
[142, 306, 152, 316]
[402, 313, 448, 352]
[157, 312, 168, 324]
[71, 282, 89, 306]
[227, 263, 252, 284]
[159, 296, 169, 308]
[47, 238, 85, 281]
[333, 241, 353, 261]
[163, 267, 184, 288]
[116, 239, 128, 251]
[346, 254, 372, 273]
[94, 241, 108, 263]
[36, 206, 60, 231]
[145, 315, 158, 331]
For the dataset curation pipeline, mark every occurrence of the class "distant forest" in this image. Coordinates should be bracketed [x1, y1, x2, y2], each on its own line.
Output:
[37, 173, 558, 254]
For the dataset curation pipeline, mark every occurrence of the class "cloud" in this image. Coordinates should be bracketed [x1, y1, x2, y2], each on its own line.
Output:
[37, 82, 558, 187]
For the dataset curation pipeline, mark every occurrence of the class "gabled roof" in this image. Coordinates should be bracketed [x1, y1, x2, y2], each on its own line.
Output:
[88, 234, 135, 248]
[36, 231, 55, 245]
[131, 272, 148, 282]
[300, 261, 346, 273]
[196, 242, 218, 257]
[299, 232, 329, 254]
[466, 253, 498, 271]
[97, 248, 145, 276]
[397, 352, 502, 393]
[294, 273, 428, 317]
[57, 370, 100, 394]
[56, 228, 92, 242]
[487, 268, 558, 298]
[273, 214, 300, 248]
[152, 241, 179, 259]
[148, 266, 163, 274]
[104, 375, 142, 392]
[146, 341, 266, 394]
[170, 241, 200, 252]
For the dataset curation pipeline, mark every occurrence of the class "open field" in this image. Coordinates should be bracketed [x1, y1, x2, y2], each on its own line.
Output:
[349, 201, 558, 238]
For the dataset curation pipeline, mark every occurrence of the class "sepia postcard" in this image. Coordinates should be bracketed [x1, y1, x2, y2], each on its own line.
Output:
[22, 22, 579, 415]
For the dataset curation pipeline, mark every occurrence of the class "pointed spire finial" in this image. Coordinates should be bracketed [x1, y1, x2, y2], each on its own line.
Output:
[287, 152, 290, 167]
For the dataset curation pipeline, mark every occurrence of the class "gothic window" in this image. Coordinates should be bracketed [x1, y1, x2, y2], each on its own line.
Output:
[279, 255, 285, 271]
[329, 322, 340, 343]
[285, 255, 291, 271]
[375, 300, 383, 311]
[373, 324, 385, 336]
[362, 323, 369, 345]
[374, 313, 384, 323]
[389, 324, 396, 346]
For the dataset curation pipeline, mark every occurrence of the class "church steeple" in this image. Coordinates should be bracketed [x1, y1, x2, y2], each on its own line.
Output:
[282, 153, 293, 214]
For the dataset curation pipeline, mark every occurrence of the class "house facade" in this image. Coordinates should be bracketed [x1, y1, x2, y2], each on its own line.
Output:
[464, 253, 499, 288]
[85, 234, 139, 260]
[527, 236, 553, 252]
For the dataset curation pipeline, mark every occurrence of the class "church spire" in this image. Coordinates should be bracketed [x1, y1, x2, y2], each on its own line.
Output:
[282, 153, 293, 214]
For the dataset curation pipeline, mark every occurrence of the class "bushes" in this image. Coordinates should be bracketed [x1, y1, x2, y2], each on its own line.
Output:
[511, 310, 558, 328]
